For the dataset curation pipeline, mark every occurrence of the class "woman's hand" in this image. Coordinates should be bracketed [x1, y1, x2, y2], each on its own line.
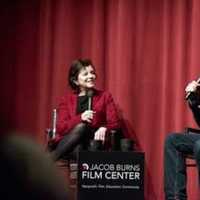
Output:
[94, 127, 107, 143]
[185, 80, 200, 94]
[81, 110, 95, 123]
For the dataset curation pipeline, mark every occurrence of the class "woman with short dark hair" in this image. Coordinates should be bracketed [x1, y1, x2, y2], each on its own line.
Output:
[50, 59, 121, 161]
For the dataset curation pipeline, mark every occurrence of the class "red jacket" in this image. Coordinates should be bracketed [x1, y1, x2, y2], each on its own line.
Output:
[54, 89, 121, 143]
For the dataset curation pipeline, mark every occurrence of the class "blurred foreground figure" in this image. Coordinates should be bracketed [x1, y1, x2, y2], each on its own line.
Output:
[0, 133, 69, 200]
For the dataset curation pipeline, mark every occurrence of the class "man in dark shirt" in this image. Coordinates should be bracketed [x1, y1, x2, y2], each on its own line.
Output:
[164, 79, 200, 200]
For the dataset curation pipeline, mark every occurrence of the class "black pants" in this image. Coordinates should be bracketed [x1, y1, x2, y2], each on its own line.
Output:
[52, 123, 94, 161]
[164, 132, 200, 200]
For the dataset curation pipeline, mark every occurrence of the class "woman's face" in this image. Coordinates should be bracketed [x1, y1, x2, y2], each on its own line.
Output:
[75, 65, 96, 92]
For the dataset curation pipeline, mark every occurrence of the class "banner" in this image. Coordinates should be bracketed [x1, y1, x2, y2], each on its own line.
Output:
[77, 151, 144, 200]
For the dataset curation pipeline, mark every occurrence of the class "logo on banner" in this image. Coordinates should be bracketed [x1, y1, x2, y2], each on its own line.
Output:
[82, 163, 89, 170]
[80, 163, 141, 180]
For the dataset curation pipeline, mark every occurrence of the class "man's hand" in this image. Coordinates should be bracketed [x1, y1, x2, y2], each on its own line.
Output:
[185, 79, 200, 94]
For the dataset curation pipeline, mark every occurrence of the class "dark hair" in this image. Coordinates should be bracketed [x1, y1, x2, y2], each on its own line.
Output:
[68, 59, 95, 91]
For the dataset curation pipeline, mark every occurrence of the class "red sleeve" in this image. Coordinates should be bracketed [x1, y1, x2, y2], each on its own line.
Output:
[104, 92, 121, 131]
[56, 95, 81, 136]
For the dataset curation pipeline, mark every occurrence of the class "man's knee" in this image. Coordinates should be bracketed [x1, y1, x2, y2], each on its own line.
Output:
[165, 133, 179, 147]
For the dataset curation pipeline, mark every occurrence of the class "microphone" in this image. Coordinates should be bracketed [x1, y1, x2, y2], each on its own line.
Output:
[185, 78, 200, 100]
[86, 89, 94, 110]
[52, 109, 57, 138]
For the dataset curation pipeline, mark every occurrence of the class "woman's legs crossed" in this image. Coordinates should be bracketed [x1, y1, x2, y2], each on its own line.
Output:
[53, 123, 91, 161]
